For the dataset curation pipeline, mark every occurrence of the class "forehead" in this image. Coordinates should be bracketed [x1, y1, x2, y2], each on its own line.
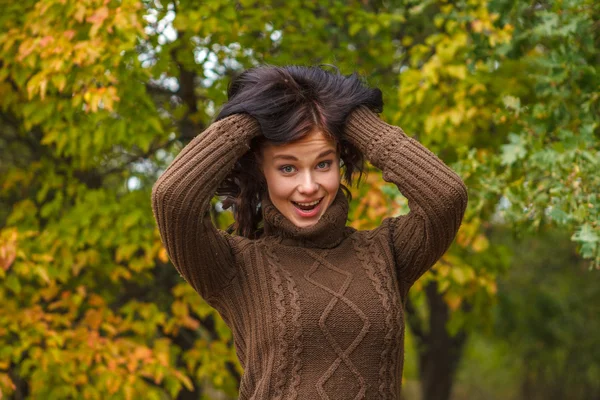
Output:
[261, 129, 337, 159]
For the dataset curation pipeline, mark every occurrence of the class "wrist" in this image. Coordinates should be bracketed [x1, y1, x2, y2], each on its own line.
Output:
[344, 106, 389, 153]
[223, 113, 262, 138]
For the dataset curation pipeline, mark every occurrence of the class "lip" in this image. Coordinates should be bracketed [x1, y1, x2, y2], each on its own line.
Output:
[291, 197, 324, 218]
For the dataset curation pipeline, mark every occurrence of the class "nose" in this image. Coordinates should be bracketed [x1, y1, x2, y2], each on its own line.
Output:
[297, 172, 319, 195]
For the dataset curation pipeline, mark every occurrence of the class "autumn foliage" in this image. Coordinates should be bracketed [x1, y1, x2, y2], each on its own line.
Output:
[1, 0, 598, 398]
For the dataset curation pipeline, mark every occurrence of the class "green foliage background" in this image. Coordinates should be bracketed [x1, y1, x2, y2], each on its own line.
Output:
[0, 0, 598, 399]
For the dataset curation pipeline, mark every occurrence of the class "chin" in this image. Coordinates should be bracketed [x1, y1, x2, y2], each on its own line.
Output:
[287, 196, 331, 228]
[292, 218, 319, 228]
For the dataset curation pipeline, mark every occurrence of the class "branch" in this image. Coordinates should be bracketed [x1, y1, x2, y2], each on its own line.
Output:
[145, 81, 177, 97]
[169, 33, 203, 142]
[100, 136, 179, 177]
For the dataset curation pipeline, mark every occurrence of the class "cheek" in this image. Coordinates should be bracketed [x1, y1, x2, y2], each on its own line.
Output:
[263, 171, 294, 199]
[326, 175, 341, 193]
[322, 167, 341, 192]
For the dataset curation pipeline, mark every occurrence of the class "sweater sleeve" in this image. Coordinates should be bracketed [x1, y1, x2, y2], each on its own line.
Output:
[151, 114, 261, 300]
[344, 106, 468, 289]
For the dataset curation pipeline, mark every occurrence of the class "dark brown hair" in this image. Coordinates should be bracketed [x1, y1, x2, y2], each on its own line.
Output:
[215, 64, 383, 238]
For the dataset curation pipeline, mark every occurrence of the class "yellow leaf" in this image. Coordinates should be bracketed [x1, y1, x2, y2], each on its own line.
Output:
[157, 350, 169, 366]
[158, 247, 169, 263]
[17, 39, 36, 61]
[133, 347, 152, 361]
[468, 83, 487, 95]
[471, 235, 489, 252]
[0, 229, 18, 271]
[124, 384, 133, 400]
[451, 267, 467, 284]
[84, 309, 103, 330]
[171, 300, 187, 317]
[126, 357, 137, 373]
[173, 370, 194, 391]
[0, 372, 16, 392]
[444, 292, 463, 311]
[87, 6, 109, 26]
[88, 294, 105, 307]
[446, 65, 467, 80]
[436, 264, 450, 277]
[486, 280, 497, 295]
[154, 369, 164, 384]
[52, 75, 67, 92]
[448, 109, 463, 126]
[34, 266, 50, 283]
[183, 316, 200, 330]
[438, 278, 450, 292]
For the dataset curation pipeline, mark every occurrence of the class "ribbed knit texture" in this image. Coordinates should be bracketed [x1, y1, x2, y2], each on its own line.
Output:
[151, 107, 468, 399]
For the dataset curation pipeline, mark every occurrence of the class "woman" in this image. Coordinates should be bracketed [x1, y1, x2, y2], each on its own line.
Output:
[151, 65, 468, 399]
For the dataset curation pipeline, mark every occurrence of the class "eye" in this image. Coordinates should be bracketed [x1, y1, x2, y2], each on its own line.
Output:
[316, 160, 332, 169]
[279, 165, 296, 174]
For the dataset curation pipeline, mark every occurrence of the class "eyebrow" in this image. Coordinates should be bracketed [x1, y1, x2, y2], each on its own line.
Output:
[272, 149, 336, 161]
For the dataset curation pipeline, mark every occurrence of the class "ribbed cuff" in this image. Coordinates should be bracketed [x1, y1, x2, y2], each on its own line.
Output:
[221, 113, 262, 140]
[345, 106, 409, 166]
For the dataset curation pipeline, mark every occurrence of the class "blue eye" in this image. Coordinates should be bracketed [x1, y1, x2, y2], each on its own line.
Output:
[280, 165, 295, 174]
[317, 161, 332, 169]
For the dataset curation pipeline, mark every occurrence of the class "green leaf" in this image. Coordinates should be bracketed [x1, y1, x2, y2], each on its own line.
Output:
[502, 95, 521, 112]
[6, 274, 22, 294]
[349, 22, 362, 36]
[501, 133, 527, 166]
[548, 208, 570, 224]
[571, 224, 599, 244]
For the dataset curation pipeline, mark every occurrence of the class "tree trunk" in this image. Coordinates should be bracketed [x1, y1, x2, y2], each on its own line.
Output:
[406, 281, 467, 400]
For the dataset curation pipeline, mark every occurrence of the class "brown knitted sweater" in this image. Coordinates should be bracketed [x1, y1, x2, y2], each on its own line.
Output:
[151, 106, 468, 399]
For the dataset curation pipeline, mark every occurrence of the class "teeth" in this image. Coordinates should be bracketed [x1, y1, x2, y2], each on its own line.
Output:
[295, 199, 321, 206]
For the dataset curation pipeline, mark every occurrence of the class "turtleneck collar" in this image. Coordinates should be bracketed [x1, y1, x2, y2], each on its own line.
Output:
[261, 188, 350, 249]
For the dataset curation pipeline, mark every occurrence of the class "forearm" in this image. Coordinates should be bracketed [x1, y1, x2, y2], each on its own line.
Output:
[345, 106, 468, 270]
[151, 114, 260, 296]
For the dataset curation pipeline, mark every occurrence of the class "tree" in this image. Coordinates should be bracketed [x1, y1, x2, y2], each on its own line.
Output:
[1, 0, 598, 399]
[494, 228, 600, 400]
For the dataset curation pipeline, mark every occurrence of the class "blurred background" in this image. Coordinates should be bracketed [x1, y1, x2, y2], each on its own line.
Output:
[1, 0, 599, 399]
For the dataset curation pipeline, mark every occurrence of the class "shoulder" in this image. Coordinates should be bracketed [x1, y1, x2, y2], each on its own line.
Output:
[345, 218, 396, 245]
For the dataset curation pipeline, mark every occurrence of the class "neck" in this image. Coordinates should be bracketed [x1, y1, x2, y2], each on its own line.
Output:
[261, 188, 350, 248]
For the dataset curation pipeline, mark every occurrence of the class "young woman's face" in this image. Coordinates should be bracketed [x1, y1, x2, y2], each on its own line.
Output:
[260, 129, 341, 228]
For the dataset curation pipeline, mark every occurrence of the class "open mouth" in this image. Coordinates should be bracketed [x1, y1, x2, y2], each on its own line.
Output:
[291, 197, 323, 212]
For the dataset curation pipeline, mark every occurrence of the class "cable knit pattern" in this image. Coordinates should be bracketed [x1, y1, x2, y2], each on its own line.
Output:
[282, 267, 303, 400]
[351, 235, 394, 399]
[303, 249, 369, 400]
[265, 244, 290, 400]
[151, 108, 468, 399]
